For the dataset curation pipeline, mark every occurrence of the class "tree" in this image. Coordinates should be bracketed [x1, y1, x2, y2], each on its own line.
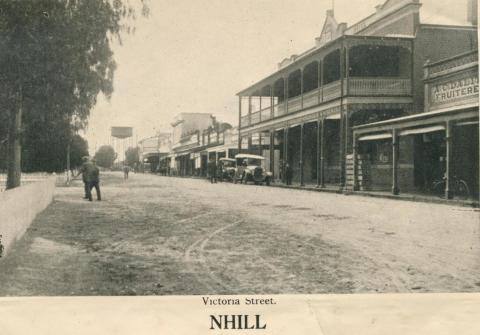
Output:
[125, 146, 140, 167]
[70, 134, 89, 170]
[94, 145, 116, 169]
[0, 0, 149, 189]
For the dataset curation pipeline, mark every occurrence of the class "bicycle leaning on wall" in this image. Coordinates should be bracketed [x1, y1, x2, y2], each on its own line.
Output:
[432, 174, 470, 200]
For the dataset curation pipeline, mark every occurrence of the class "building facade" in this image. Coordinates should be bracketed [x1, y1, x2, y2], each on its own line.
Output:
[169, 113, 234, 176]
[352, 50, 478, 199]
[138, 132, 172, 172]
[236, 0, 477, 191]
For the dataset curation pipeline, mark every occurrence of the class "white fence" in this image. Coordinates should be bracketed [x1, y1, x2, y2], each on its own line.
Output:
[0, 175, 56, 257]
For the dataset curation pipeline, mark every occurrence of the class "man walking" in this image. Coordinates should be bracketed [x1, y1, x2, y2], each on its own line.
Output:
[207, 157, 217, 183]
[76, 156, 92, 199]
[88, 159, 101, 201]
[285, 162, 293, 186]
[123, 165, 130, 179]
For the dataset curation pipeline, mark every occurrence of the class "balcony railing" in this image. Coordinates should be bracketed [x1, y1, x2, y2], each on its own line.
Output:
[240, 115, 249, 127]
[323, 80, 342, 102]
[273, 103, 286, 118]
[287, 95, 302, 113]
[303, 88, 320, 108]
[251, 111, 261, 124]
[427, 51, 478, 77]
[260, 107, 271, 122]
[241, 77, 412, 128]
[348, 78, 411, 96]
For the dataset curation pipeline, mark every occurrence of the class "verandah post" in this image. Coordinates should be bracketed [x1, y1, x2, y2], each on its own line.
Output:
[445, 121, 453, 199]
[392, 128, 400, 195]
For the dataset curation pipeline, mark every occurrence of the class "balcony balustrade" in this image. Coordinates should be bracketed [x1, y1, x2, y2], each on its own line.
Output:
[348, 78, 411, 96]
[240, 115, 249, 128]
[251, 111, 261, 124]
[303, 88, 320, 108]
[241, 77, 412, 128]
[322, 80, 342, 102]
[273, 103, 286, 118]
[287, 95, 302, 113]
[260, 106, 271, 122]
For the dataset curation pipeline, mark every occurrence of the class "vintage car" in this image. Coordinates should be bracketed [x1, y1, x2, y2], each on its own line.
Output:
[233, 154, 272, 186]
[218, 157, 236, 181]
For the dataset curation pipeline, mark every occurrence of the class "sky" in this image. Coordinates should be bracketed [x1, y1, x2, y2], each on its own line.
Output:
[83, 0, 473, 154]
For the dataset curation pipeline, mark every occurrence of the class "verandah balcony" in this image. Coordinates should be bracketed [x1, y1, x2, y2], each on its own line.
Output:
[240, 77, 411, 128]
[239, 38, 413, 129]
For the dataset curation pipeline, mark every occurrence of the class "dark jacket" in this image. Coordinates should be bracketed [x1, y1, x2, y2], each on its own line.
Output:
[79, 161, 95, 182]
[207, 161, 217, 176]
[90, 165, 100, 183]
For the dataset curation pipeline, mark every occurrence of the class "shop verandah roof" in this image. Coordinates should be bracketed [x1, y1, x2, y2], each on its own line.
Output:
[353, 105, 479, 135]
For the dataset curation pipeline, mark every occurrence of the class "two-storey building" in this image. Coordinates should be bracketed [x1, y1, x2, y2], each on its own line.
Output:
[353, 50, 478, 200]
[170, 113, 234, 176]
[236, 0, 477, 190]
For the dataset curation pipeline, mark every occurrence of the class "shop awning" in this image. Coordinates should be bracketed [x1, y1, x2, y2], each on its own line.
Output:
[456, 120, 479, 127]
[326, 113, 341, 120]
[399, 125, 445, 136]
[358, 133, 392, 141]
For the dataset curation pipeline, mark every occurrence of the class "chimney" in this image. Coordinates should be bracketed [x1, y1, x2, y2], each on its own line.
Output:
[326, 9, 334, 17]
[467, 0, 478, 25]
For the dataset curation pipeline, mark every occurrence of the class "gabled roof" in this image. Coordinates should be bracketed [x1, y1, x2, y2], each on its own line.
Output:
[315, 10, 346, 48]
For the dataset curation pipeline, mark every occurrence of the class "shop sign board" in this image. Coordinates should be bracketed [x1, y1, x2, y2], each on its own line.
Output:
[429, 70, 479, 109]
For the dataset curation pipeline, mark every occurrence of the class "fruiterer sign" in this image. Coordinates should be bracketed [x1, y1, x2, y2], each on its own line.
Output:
[431, 73, 479, 106]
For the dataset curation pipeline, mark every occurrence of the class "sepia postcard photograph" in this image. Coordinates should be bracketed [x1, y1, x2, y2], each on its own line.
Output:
[0, 0, 479, 334]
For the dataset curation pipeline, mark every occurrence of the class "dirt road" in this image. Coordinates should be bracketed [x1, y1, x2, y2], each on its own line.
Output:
[0, 172, 478, 295]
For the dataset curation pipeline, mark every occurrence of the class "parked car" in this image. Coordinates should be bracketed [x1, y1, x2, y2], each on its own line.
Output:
[219, 158, 236, 181]
[234, 154, 272, 186]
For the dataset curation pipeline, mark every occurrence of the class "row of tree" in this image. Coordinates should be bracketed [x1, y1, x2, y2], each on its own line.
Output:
[92, 145, 140, 169]
[0, 0, 148, 189]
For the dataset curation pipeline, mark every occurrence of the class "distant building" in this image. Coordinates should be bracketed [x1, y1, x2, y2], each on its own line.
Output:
[139, 132, 172, 172]
[169, 113, 234, 176]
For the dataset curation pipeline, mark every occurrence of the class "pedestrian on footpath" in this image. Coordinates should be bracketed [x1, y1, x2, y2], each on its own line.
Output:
[88, 159, 101, 201]
[285, 162, 293, 186]
[123, 165, 130, 179]
[279, 159, 284, 182]
[207, 157, 217, 183]
[75, 156, 93, 199]
[217, 160, 224, 182]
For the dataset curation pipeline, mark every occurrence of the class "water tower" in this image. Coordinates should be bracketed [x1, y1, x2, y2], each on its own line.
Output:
[110, 126, 133, 163]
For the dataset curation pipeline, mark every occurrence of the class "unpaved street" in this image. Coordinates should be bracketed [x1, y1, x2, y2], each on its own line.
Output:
[0, 172, 479, 295]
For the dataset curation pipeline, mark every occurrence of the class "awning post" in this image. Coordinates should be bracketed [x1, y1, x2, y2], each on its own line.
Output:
[392, 128, 400, 195]
[270, 130, 275, 178]
[445, 121, 453, 199]
[352, 134, 359, 191]
[300, 124, 305, 186]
